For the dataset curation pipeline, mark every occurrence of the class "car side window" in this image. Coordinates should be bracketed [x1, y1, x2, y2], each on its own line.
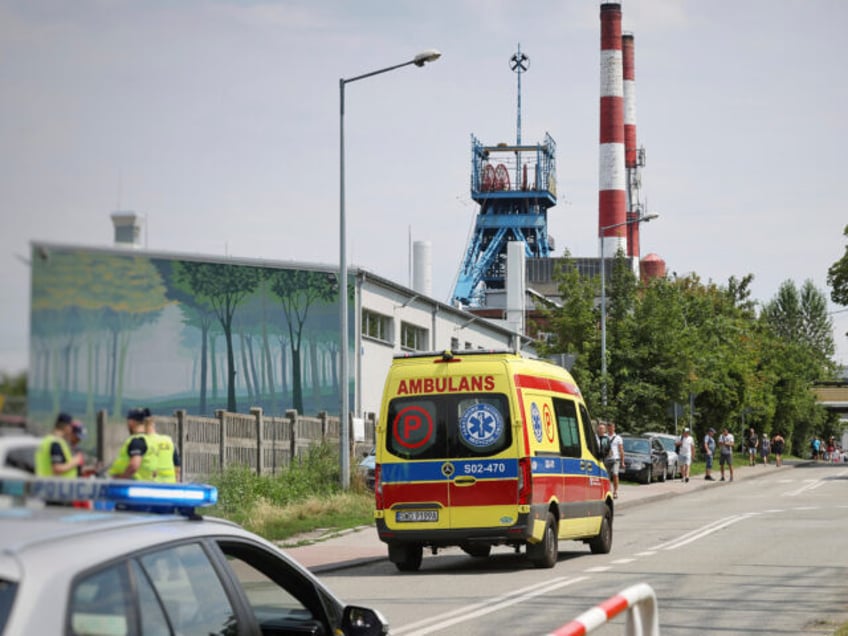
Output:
[217, 541, 337, 635]
[138, 543, 237, 635]
[69, 561, 134, 636]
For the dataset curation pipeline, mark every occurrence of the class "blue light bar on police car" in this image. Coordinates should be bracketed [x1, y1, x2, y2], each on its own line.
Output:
[0, 478, 218, 512]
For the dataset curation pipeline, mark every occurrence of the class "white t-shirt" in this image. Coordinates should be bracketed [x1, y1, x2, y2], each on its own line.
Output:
[677, 435, 695, 458]
[719, 433, 735, 454]
[609, 433, 624, 461]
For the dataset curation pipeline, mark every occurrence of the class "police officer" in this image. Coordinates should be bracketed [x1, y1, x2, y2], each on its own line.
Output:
[109, 408, 157, 480]
[35, 412, 84, 478]
[144, 408, 181, 483]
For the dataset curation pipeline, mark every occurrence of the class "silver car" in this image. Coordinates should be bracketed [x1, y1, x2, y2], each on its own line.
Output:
[0, 435, 39, 479]
[643, 432, 681, 479]
[0, 478, 388, 635]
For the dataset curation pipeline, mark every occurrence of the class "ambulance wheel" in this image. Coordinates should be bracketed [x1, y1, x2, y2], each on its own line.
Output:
[461, 543, 492, 558]
[390, 544, 423, 572]
[589, 507, 613, 554]
[528, 512, 558, 568]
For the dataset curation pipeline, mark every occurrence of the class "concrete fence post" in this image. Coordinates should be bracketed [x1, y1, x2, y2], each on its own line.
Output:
[175, 409, 186, 483]
[251, 406, 264, 476]
[286, 409, 298, 463]
[216, 409, 226, 473]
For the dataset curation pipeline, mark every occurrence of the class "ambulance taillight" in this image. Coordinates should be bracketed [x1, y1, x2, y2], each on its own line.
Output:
[517, 457, 533, 505]
[374, 464, 383, 509]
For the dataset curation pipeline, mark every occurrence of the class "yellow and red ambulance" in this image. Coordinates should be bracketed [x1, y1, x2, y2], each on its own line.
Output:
[374, 349, 613, 571]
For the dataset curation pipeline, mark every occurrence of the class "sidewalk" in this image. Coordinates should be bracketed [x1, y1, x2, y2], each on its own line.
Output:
[281, 459, 796, 573]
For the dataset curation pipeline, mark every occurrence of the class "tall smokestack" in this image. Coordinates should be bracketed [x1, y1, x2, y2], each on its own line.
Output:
[599, 3, 626, 258]
[622, 31, 641, 258]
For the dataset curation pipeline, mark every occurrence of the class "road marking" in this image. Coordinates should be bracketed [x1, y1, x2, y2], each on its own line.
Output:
[584, 565, 612, 572]
[649, 513, 757, 551]
[611, 558, 636, 564]
[392, 576, 588, 635]
[635, 551, 657, 557]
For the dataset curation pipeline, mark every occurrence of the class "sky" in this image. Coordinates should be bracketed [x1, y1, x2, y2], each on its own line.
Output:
[2, 0, 847, 375]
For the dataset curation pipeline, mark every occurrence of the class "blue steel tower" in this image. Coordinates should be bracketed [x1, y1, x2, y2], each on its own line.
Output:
[452, 46, 557, 307]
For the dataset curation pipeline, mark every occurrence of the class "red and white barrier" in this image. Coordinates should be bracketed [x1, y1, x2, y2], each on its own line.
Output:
[547, 582, 659, 636]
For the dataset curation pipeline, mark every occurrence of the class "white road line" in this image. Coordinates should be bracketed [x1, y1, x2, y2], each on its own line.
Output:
[650, 513, 757, 551]
[611, 558, 636, 564]
[584, 565, 612, 572]
[635, 551, 657, 557]
[392, 576, 588, 636]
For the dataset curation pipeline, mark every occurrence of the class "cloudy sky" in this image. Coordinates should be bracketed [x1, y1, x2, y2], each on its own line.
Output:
[2, 0, 847, 375]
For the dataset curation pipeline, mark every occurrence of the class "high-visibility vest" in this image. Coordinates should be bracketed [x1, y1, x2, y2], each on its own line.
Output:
[35, 434, 76, 478]
[109, 434, 157, 481]
[151, 433, 177, 483]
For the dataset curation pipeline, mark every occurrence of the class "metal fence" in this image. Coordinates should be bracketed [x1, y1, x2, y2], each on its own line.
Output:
[95, 408, 376, 483]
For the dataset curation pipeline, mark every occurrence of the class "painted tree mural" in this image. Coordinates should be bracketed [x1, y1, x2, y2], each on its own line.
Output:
[266, 269, 339, 414]
[30, 249, 168, 419]
[169, 261, 263, 412]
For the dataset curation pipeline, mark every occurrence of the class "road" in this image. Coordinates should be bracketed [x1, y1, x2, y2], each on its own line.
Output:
[321, 463, 848, 635]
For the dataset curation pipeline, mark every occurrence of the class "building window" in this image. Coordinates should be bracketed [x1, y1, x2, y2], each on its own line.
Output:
[450, 337, 459, 351]
[362, 310, 392, 344]
[401, 322, 428, 351]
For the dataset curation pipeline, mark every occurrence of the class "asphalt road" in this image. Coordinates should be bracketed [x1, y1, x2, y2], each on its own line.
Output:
[320, 462, 848, 635]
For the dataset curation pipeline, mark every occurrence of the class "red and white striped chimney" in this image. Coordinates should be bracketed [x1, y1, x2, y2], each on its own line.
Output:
[622, 31, 640, 258]
[599, 2, 626, 258]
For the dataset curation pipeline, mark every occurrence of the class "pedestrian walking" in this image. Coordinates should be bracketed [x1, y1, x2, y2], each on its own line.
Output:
[144, 408, 181, 483]
[108, 408, 157, 480]
[607, 423, 624, 499]
[703, 428, 717, 481]
[35, 412, 84, 478]
[746, 427, 758, 466]
[771, 432, 785, 467]
[718, 427, 735, 481]
[759, 433, 770, 465]
[676, 428, 695, 483]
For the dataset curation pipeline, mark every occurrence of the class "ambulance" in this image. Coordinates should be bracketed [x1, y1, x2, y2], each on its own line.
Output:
[374, 349, 613, 571]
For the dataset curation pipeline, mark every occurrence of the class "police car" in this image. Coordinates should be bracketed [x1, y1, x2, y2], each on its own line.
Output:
[0, 478, 388, 635]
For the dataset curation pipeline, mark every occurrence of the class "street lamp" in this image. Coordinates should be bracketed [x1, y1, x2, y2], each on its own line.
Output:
[339, 50, 441, 488]
[599, 213, 659, 406]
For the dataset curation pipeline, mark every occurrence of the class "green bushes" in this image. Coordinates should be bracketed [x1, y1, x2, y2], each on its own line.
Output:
[204, 442, 374, 540]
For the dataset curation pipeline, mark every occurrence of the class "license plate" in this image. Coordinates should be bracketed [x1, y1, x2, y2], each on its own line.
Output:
[396, 510, 438, 522]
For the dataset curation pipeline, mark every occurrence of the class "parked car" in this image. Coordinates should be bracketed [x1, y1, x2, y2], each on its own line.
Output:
[621, 435, 668, 484]
[643, 432, 680, 479]
[0, 434, 39, 479]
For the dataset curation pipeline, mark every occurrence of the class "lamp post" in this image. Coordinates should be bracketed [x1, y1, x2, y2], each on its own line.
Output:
[339, 50, 441, 488]
[599, 213, 659, 406]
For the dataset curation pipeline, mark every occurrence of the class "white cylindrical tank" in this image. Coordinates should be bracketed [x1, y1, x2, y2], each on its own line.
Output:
[412, 240, 432, 297]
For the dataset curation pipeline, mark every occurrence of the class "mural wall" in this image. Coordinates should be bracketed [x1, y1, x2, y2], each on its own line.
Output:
[28, 245, 351, 431]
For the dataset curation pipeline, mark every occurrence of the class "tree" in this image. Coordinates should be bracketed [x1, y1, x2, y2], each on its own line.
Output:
[827, 224, 848, 307]
[535, 250, 601, 410]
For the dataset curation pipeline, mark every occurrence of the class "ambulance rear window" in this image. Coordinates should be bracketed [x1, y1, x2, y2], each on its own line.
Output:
[386, 394, 511, 460]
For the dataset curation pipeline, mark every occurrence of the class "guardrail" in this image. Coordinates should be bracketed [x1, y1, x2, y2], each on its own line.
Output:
[547, 583, 659, 636]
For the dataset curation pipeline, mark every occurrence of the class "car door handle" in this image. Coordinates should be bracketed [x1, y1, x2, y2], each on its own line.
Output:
[453, 476, 477, 486]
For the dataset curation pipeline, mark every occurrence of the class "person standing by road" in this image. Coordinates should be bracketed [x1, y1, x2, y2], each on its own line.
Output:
[676, 428, 695, 483]
[771, 431, 785, 467]
[144, 408, 181, 483]
[35, 412, 84, 478]
[703, 428, 717, 481]
[719, 427, 735, 481]
[108, 408, 157, 480]
[607, 422, 624, 499]
[746, 427, 758, 466]
[759, 433, 771, 465]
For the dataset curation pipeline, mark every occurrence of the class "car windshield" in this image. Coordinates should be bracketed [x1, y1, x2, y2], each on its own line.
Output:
[655, 437, 677, 452]
[623, 438, 650, 454]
